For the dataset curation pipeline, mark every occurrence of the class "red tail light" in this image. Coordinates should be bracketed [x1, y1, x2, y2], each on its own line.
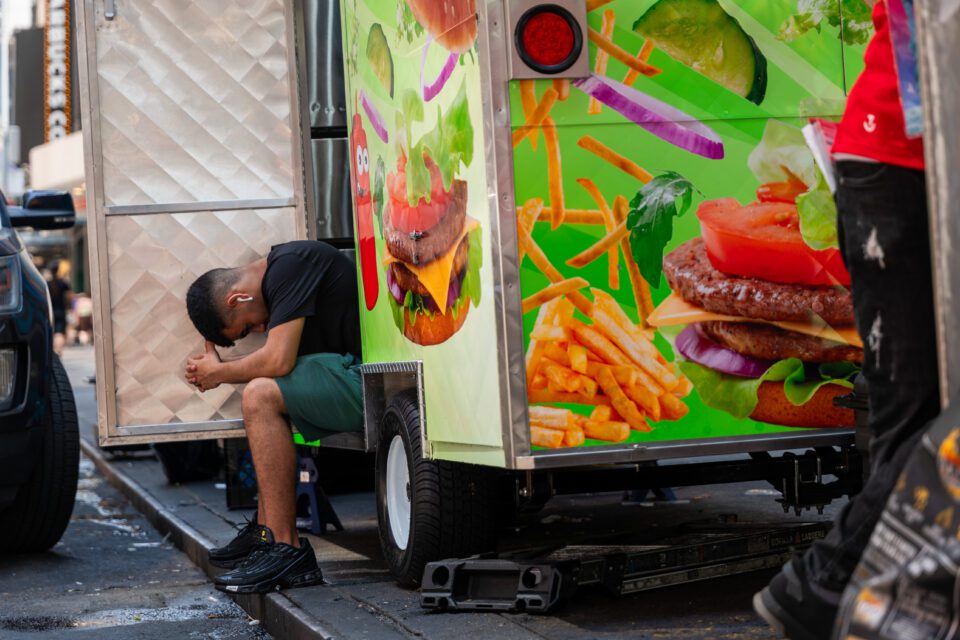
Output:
[515, 5, 582, 74]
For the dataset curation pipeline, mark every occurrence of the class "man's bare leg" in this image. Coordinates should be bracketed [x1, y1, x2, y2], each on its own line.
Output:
[241, 377, 299, 547]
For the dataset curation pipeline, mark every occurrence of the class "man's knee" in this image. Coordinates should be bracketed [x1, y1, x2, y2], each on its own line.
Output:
[242, 377, 283, 417]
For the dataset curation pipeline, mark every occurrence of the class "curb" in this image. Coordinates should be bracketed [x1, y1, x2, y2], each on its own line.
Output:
[80, 438, 338, 640]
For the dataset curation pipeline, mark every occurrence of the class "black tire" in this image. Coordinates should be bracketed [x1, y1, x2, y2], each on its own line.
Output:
[376, 390, 500, 587]
[0, 355, 79, 552]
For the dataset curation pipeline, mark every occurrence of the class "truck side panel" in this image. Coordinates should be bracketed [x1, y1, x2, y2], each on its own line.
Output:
[511, 0, 869, 456]
[340, 0, 509, 463]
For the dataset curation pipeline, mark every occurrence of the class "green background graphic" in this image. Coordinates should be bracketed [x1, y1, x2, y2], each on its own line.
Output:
[512, 0, 869, 448]
[341, 0, 872, 459]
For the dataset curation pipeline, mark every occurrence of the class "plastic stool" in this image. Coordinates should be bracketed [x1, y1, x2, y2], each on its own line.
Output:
[295, 456, 344, 535]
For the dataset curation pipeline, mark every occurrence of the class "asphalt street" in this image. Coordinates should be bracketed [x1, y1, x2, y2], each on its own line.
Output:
[0, 348, 271, 640]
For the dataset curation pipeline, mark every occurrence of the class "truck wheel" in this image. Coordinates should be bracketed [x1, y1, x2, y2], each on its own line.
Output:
[376, 390, 499, 587]
[0, 355, 79, 552]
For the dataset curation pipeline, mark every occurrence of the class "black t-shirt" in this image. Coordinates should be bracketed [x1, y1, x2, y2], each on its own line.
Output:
[262, 241, 361, 359]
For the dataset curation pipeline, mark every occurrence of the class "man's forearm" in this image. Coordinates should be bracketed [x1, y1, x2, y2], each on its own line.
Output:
[213, 348, 292, 385]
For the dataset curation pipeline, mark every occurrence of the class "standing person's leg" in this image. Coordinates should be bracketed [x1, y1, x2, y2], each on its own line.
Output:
[53, 316, 66, 355]
[755, 162, 941, 639]
[241, 377, 299, 547]
[804, 162, 940, 591]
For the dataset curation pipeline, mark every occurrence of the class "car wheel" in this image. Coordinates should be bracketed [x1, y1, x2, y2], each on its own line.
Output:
[0, 355, 79, 552]
[375, 390, 500, 587]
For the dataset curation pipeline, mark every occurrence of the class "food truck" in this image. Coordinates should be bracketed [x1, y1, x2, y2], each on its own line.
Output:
[77, 0, 884, 588]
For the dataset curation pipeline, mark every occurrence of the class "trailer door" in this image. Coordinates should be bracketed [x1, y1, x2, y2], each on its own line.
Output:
[76, 0, 311, 445]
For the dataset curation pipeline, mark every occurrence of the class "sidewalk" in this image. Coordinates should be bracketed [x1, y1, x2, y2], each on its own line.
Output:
[63, 346, 793, 639]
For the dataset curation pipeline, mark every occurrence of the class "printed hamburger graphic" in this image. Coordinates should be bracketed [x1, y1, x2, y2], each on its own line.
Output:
[383, 81, 482, 345]
[648, 121, 862, 428]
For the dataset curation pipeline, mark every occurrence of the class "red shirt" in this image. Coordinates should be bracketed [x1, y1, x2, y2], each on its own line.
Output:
[832, 1, 925, 170]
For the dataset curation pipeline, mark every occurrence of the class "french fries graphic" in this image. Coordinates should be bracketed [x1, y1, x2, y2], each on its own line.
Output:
[623, 40, 656, 87]
[524, 286, 692, 448]
[521, 277, 589, 315]
[576, 178, 619, 290]
[587, 27, 661, 78]
[586, 0, 614, 11]
[518, 80, 539, 150]
[588, 10, 616, 115]
[515, 65, 689, 450]
[512, 88, 559, 148]
[577, 136, 653, 184]
[543, 116, 565, 228]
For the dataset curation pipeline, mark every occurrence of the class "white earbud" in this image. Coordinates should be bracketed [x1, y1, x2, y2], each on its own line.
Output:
[236, 295, 254, 303]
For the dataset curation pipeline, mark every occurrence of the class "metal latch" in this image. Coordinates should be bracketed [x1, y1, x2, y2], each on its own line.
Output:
[104, 0, 116, 20]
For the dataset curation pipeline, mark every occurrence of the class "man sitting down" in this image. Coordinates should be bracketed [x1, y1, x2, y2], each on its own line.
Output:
[184, 240, 361, 594]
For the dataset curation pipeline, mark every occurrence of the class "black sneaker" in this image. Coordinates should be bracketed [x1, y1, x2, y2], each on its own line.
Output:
[753, 557, 840, 640]
[208, 511, 268, 569]
[214, 537, 324, 594]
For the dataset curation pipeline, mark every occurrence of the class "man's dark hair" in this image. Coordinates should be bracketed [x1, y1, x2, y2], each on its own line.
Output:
[186, 268, 242, 348]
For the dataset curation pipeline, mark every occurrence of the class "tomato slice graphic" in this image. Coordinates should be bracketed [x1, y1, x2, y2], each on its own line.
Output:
[696, 198, 850, 286]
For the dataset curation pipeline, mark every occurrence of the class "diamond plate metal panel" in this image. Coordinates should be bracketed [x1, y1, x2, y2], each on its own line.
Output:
[96, 0, 295, 206]
[106, 208, 298, 427]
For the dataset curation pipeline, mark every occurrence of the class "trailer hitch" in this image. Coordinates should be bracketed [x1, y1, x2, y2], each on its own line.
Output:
[765, 448, 862, 516]
[420, 521, 831, 613]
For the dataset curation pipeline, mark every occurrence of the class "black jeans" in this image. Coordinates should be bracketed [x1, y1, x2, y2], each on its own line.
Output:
[801, 161, 941, 598]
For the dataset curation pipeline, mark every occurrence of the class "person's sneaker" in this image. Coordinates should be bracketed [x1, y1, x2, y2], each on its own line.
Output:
[753, 557, 840, 640]
[208, 511, 269, 569]
[214, 536, 324, 594]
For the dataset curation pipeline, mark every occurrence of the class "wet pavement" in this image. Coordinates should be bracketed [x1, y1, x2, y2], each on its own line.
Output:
[0, 349, 270, 640]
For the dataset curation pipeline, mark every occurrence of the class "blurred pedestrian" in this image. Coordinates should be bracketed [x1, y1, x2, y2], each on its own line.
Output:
[45, 259, 73, 355]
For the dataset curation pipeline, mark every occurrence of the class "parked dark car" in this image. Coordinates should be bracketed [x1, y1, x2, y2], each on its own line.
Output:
[0, 191, 79, 552]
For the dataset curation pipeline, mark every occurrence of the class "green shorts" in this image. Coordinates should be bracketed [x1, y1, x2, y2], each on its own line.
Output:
[275, 352, 363, 442]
